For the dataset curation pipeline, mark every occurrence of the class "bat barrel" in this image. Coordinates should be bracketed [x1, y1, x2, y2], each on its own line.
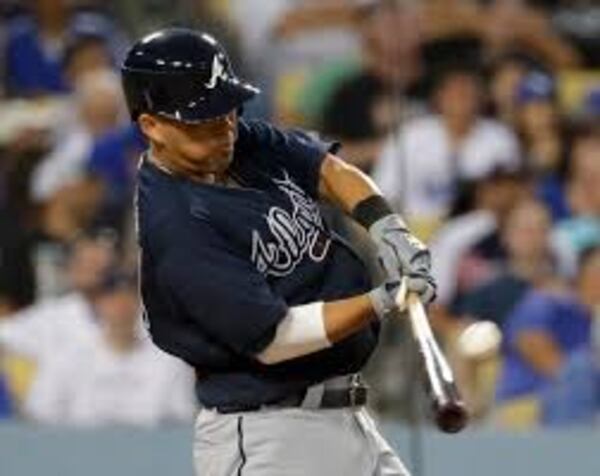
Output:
[432, 391, 469, 433]
[405, 293, 469, 433]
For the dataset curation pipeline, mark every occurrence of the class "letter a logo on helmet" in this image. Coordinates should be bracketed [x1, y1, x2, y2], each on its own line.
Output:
[205, 54, 228, 90]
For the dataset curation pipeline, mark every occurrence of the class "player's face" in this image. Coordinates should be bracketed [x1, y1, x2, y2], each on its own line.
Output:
[140, 110, 238, 178]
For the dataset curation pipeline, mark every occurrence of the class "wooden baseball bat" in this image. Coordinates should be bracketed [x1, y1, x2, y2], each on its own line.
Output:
[403, 293, 468, 433]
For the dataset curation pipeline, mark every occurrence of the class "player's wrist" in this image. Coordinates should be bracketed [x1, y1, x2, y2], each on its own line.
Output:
[351, 194, 397, 230]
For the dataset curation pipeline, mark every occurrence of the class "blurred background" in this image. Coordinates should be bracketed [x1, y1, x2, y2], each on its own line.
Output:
[0, 0, 599, 475]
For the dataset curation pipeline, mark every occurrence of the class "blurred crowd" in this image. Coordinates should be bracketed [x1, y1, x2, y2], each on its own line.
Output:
[0, 0, 598, 431]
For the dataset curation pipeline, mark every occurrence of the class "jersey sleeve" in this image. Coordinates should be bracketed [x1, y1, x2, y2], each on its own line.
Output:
[157, 216, 288, 357]
[236, 119, 339, 198]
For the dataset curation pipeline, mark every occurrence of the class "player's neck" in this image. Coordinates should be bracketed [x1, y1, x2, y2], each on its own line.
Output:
[147, 148, 218, 184]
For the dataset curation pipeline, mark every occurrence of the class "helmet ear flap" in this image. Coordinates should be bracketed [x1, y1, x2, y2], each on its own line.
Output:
[237, 106, 244, 117]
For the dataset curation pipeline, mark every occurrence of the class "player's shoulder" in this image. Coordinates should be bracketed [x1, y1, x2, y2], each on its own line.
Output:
[236, 118, 286, 153]
[233, 118, 332, 187]
[236, 117, 278, 135]
[236, 118, 322, 155]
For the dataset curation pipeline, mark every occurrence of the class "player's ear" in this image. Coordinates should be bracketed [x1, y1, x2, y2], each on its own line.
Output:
[138, 113, 165, 146]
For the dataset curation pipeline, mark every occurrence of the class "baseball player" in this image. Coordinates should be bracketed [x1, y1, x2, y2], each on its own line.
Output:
[122, 28, 436, 476]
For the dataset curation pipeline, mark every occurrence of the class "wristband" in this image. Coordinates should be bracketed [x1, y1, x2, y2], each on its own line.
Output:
[351, 195, 393, 229]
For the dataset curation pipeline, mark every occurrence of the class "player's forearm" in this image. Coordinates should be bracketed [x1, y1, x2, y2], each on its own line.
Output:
[256, 293, 380, 365]
[318, 153, 383, 215]
[318, 153, 436, 304]
[323, 295, 377, 343]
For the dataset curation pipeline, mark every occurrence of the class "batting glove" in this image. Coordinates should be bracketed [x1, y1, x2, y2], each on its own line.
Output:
[369, 214, 437, 305]
[369, 277, 409, 320]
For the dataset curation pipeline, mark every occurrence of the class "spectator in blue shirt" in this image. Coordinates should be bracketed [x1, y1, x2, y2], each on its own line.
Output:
[496, 245, 600, 427]
[514, 71, 569, 222]
[458, 198, 556, 328]
[4, 0, 125, 96]
[541, 246, 600, 426]
[451, 198, 556, 419]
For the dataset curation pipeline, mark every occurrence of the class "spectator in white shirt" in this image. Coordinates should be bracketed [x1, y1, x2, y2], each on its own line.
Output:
[372, 63, 520, 232]
[0, 231, 117, 412]
[26, 272, 195, 426]
[430, 166, 531, 307]
[0, 232, 117, 365]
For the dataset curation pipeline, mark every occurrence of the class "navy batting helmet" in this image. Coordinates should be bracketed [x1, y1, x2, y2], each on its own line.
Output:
[121, 28, 259, 122]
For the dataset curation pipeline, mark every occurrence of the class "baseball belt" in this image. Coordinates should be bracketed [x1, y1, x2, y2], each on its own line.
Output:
[215, 374, 368, 414]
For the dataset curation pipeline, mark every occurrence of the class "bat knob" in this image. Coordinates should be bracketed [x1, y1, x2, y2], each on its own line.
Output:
[434, 401, 469, 433]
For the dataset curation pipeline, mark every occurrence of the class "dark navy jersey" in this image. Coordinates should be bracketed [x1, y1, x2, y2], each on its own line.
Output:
[136, 118, 379, 408]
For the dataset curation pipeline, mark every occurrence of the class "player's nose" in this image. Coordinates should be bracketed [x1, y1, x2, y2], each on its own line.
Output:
[216, 111, 237, 139]
[207, 110, 236, 134]
[222, 110, 236, 130]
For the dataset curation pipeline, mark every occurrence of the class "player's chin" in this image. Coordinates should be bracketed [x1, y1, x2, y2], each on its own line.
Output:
[207, 149, 233, 171]
[197, 151, 234, 175]
[184, 145, 233, 172]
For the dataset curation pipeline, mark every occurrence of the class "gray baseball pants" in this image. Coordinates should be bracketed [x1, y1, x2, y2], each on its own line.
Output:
[193, 405, 410, 476]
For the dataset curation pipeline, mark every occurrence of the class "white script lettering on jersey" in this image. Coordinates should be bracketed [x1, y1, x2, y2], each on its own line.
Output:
[205, 54, 229, 89]
[252, 172, 331, 277]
